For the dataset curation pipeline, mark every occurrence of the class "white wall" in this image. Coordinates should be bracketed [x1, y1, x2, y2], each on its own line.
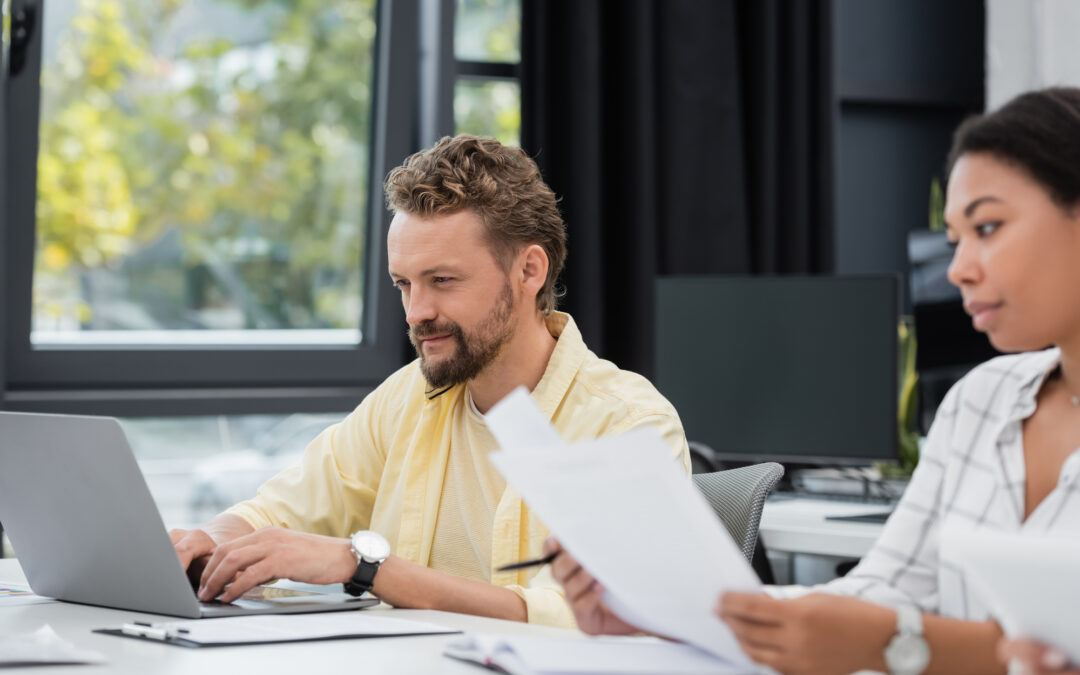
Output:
[987, 0, 1080, 110]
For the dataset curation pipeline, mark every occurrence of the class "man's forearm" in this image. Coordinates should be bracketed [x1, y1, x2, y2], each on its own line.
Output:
[203, 513, 255, 545]
[371, 555, 528, 622]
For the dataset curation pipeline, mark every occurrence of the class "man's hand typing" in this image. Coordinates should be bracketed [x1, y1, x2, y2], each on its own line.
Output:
[195, 527, 356, 603]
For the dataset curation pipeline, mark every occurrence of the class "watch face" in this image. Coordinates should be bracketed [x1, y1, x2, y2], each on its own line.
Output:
[351, 531, 390, 562]
[885, 634, 931, 674]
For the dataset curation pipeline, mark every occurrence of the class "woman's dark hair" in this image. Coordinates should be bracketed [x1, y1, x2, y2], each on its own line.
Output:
[947, 87, 1080, 209]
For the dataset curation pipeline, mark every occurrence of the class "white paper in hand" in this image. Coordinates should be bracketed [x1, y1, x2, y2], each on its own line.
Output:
[485, 392, 760, 668]
[948, 527, 1080, 665]
[484, 386, 565, 452]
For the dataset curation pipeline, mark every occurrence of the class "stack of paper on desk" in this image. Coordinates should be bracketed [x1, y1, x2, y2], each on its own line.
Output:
[949, 527, 1080, 665]
[484, 389, 761, 670]
[444, 633, 748, 674]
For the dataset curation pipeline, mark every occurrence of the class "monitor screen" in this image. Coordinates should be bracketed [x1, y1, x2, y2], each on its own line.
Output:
[908, 230, 1000, 432]
[655, 276, 899, 465]
[908, 230, 999, 371]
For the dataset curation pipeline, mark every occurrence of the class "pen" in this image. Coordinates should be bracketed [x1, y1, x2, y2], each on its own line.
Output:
[496, 551, 559, 572]
[121, 623, 170, 641]
[120, 623, 189, 641]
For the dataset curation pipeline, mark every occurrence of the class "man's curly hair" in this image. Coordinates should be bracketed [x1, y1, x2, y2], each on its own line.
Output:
[384, 135, 567, 315]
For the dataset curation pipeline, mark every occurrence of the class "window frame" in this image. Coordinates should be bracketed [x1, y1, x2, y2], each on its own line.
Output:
[452, 0, 522, 142]
[419, 0, 522, 145]
[1, 0, 421, 416]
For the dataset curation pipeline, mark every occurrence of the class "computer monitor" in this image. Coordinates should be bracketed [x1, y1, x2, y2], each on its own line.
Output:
[908, 230, 1000, 432]
[655, 276, 899, 465]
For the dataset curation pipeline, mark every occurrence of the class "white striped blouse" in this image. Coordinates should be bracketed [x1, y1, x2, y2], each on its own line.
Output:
[791, 347, 1080, 621]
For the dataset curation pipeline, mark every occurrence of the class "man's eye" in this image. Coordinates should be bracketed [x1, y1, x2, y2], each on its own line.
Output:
[433, 277, 451, 284]
[393, 279, 409, 289]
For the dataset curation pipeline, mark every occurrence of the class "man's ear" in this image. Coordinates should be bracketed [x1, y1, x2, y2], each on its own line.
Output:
[518, 244, 550, 304]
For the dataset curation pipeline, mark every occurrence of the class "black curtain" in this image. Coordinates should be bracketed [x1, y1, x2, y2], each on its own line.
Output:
[521, 0, 834, 379]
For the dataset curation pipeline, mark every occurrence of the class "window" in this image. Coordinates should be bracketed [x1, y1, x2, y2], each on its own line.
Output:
[453, 0, 520, 145]
[1, 0, 511, 531]
[127, 412, 346, 529]
[2, 0, 417, 415]
[33, 1, 376, 343]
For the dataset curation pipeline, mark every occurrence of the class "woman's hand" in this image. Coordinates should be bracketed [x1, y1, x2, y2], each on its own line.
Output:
[544, 538, 640, 635]
[999, 638, 1080, 674]
[717, 591, 895, 675]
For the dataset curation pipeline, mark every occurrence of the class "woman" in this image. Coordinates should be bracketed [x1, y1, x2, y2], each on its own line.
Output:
[547, 87, 1080, 674]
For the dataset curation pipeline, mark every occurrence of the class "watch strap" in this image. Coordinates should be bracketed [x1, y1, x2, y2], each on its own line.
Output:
[885, 605, 930, 675]
[895, 604, 923, 636]
[344, 558, 380, 596]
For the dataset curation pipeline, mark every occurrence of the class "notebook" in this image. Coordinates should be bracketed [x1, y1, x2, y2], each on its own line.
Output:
[0, 411, 378, 618]
[443, 634, 751, 674]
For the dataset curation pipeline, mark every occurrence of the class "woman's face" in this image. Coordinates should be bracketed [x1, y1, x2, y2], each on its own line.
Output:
[945, 152, 1080, 353]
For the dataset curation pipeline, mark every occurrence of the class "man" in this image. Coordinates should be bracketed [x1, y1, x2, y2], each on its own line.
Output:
[171, 135, 690, 628]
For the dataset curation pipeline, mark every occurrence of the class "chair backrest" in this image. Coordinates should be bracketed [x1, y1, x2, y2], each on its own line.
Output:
[692, 462, 784, 562]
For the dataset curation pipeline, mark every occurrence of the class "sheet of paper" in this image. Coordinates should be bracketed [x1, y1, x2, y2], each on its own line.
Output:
[0, 625, 105, 666]
[484, 387, 564, 452]
[0, 584, 53, 607]
[948, 527, 1080, 664]
[146, 612, 457, 645]
[485, 394, 760, 668]
[445, 633, 751, 674]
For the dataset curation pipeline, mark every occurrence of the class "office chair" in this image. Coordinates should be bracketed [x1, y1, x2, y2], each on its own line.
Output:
[692, 462, 784, 565]
[688, 440, 723, 474]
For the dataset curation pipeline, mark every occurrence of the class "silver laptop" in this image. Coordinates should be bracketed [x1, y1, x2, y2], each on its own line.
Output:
[0, 411, 378, 618]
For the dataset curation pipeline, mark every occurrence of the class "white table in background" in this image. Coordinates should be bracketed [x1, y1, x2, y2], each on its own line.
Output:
[759, 496, 890, 585]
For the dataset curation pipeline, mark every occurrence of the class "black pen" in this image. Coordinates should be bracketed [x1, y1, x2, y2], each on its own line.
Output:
[496, 551, 559, 572]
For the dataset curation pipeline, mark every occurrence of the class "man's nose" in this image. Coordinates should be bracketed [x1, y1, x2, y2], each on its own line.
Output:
[404, 286, 437, 325]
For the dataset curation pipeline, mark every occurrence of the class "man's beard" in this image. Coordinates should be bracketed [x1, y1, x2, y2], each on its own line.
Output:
[409, 281, 516, 389]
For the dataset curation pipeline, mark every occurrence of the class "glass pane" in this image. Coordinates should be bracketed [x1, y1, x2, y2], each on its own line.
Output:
[454, 79, 520, 147]
[2, 0, 10, 71]
[454, 0, 520, 63]
[32, 1, 377, 346]
[123, 412, 346, 529]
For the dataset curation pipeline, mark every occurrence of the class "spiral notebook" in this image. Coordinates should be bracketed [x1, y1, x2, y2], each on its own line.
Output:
[443, 634, 750, 675]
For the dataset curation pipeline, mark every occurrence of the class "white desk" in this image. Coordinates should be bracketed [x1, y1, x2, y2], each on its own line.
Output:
[760, 496, 889, 558]
[0, 559, 582, 674]
[759, 496, 889, 585]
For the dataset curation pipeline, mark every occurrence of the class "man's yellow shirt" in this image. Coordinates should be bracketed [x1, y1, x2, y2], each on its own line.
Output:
[227, 312, 690, 628]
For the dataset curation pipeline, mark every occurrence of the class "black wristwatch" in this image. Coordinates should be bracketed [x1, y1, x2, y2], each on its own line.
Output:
[344, 530, 390, 596]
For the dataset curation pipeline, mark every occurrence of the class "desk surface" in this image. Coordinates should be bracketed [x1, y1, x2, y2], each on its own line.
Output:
[759, 496, 890, 559]
[0, 559, 583, 674]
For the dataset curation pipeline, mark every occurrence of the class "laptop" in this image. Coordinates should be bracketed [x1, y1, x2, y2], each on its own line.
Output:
[0, 411, 379, 618]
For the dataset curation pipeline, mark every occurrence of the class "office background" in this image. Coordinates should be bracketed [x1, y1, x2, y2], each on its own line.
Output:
[0, 0, 1072, 529]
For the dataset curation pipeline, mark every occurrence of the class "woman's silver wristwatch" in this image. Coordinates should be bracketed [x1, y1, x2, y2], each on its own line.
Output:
[883, 605, 930, 675]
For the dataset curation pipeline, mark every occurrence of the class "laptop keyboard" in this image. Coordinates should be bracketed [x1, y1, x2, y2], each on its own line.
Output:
[199, 585, 320, 608]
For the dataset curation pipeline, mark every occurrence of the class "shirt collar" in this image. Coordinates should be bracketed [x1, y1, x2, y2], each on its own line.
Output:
[530, 312, 589, 420]
[1008, 347, 1063, 421]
